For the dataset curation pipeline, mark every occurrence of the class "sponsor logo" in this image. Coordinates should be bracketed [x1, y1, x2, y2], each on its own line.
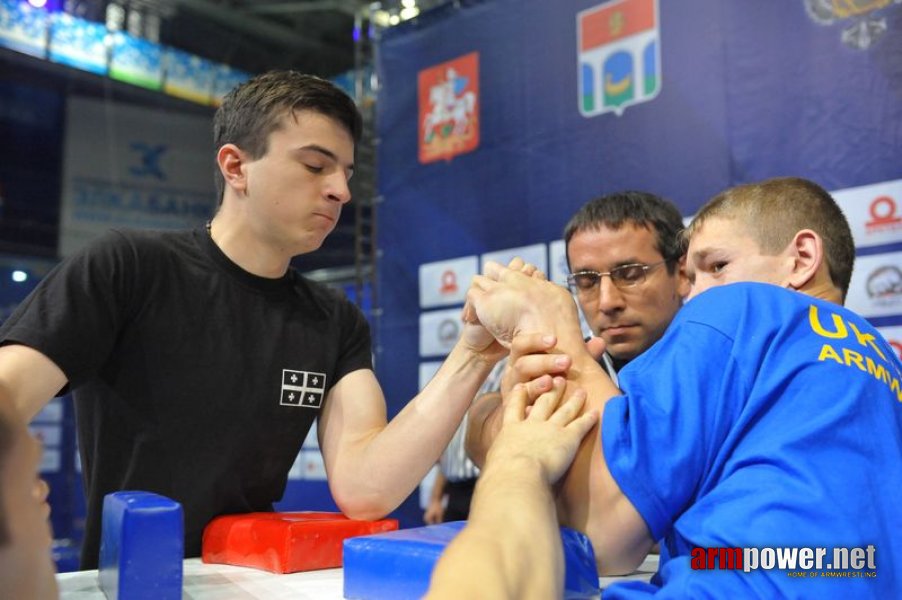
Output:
[889, 338, 902, 361]
[280, 369, 326, 409]
[577, 0, 661, 117]
[439, 269, 459, 295]
[865, 194, 902, 233]
[128, 142, 168, 180]
[418, 52, 480, 163]
[438, 318, 460, 344]
[866, 265, 902, 298]
[692, 545, 877, 578]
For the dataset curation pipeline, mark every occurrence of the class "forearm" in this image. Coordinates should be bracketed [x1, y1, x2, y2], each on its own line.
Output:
[0, 345, 67, 422]
[325, 341, 496, 517]
[464, 391, 502, 468]
[554, 356, 652, 574]
[427, 459, 562, 600]
[493, 302, 650, 573]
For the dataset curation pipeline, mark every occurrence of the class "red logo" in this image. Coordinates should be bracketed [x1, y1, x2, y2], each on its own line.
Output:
[865, 195, 902, 232]
[890, 339, 902, 361]
[439, 270, 458, 295]
[418, 52, 480, 163]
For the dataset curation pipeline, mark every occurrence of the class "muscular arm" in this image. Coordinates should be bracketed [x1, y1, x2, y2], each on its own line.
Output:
[427, 380, 598, 600]
[466, 263, 653, 574]
[317, 332, 503, 520]
[466, 336, 576, 468]
[427, 459, 561, 600]
[464, 391, 500, 468]
[0, 345, 67, 421]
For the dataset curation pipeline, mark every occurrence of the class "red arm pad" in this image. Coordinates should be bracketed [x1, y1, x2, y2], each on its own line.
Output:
[202, 512, 399, 574]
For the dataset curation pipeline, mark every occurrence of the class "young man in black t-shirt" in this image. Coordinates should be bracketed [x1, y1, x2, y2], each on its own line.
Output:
[0, 71, 505, 569]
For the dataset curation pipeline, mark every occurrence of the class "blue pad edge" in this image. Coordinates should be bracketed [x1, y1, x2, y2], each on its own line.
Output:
[343, 521, 599, 599]
[98, 491, 184, 600]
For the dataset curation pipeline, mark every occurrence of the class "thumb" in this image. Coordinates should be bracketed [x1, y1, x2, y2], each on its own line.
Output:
[584, 336, 607, 360]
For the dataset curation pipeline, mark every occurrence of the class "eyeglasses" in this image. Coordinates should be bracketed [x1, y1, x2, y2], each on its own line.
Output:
[566, 260, 668, 294]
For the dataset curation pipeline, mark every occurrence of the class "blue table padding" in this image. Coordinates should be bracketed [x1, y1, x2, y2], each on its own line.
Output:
[343, 521, 599, 599]
[98, 491, 183, 600]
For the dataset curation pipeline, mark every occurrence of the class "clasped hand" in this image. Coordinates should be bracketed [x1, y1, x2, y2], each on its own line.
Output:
[487, 376, 598, 486]
[461, 259, 576, 351]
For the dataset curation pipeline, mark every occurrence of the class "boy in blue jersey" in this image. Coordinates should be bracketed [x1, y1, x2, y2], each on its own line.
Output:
[464, 177, 901, 598]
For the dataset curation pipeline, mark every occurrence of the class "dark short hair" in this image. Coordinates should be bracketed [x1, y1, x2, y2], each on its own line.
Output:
[212, 70, 363, 202]
[686, 177, 855, 300]
[0, 409, 12, 546]
[563, 191, 686, 273]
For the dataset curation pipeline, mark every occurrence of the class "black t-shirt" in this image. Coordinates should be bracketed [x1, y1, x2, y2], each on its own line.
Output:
[0, 228, 373, 568]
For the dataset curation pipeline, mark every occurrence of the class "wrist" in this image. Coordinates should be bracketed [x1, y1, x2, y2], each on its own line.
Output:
[454, 336, 502, 370]
[482, 453, 547, 484]
[514, 288, 582, 345]
[471, 456, 555, 522]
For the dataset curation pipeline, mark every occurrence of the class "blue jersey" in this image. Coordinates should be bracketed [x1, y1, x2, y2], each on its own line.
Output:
[602, 283, 902, 598]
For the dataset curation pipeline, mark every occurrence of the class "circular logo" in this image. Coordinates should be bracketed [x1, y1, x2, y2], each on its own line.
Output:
[438, 318, 460, 344]
[866, 265, 902, 298]
[868, 195, 900, 224]
[890, 339, 902, 361]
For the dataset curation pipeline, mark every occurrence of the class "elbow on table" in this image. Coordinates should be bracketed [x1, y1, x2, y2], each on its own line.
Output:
[333, 491, 394, 522]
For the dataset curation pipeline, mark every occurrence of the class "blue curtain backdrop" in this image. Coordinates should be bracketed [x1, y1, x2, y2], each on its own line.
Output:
[375, 0, 902, 526]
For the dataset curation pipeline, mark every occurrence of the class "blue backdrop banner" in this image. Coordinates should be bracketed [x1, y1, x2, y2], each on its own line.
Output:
[375, 0, 902, 525]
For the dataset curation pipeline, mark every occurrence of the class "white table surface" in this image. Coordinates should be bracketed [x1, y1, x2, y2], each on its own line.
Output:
[58, 555, 659, 599]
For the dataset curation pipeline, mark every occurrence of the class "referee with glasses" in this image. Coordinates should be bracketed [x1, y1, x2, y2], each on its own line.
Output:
[467, 190, 690, 467]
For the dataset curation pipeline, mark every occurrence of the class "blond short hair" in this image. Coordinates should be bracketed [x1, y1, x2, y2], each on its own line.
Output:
[685, 177, 855, 300]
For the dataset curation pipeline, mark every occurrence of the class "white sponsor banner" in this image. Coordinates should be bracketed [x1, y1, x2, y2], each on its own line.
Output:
[549, 239, 569, 285]
[418, 361, 443, 391]
[833, 179, 902, 249]
[876, 325, 902, 362]
[300, 450, 327, 480]
[846, 251, 902, 318]
[288, 449, 327, 481]
[481, 243, 547, 274]
[419, 255, 478, 309]
[288, 417, 324, 480]
[288, 453, 303, 480]
[59, 96, 217, 256]
[28, 425, 61, 447]
[302, 420, 320, 450]
[40, 448, 61, 474]
[419, 308, 462, 357]
[32, 398, 63, 424]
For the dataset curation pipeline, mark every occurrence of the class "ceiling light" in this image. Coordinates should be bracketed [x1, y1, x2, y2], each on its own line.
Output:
[372, 9, 392, 27]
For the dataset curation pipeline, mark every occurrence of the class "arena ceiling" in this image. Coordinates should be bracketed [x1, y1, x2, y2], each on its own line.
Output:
[157, 0, 365, 78]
